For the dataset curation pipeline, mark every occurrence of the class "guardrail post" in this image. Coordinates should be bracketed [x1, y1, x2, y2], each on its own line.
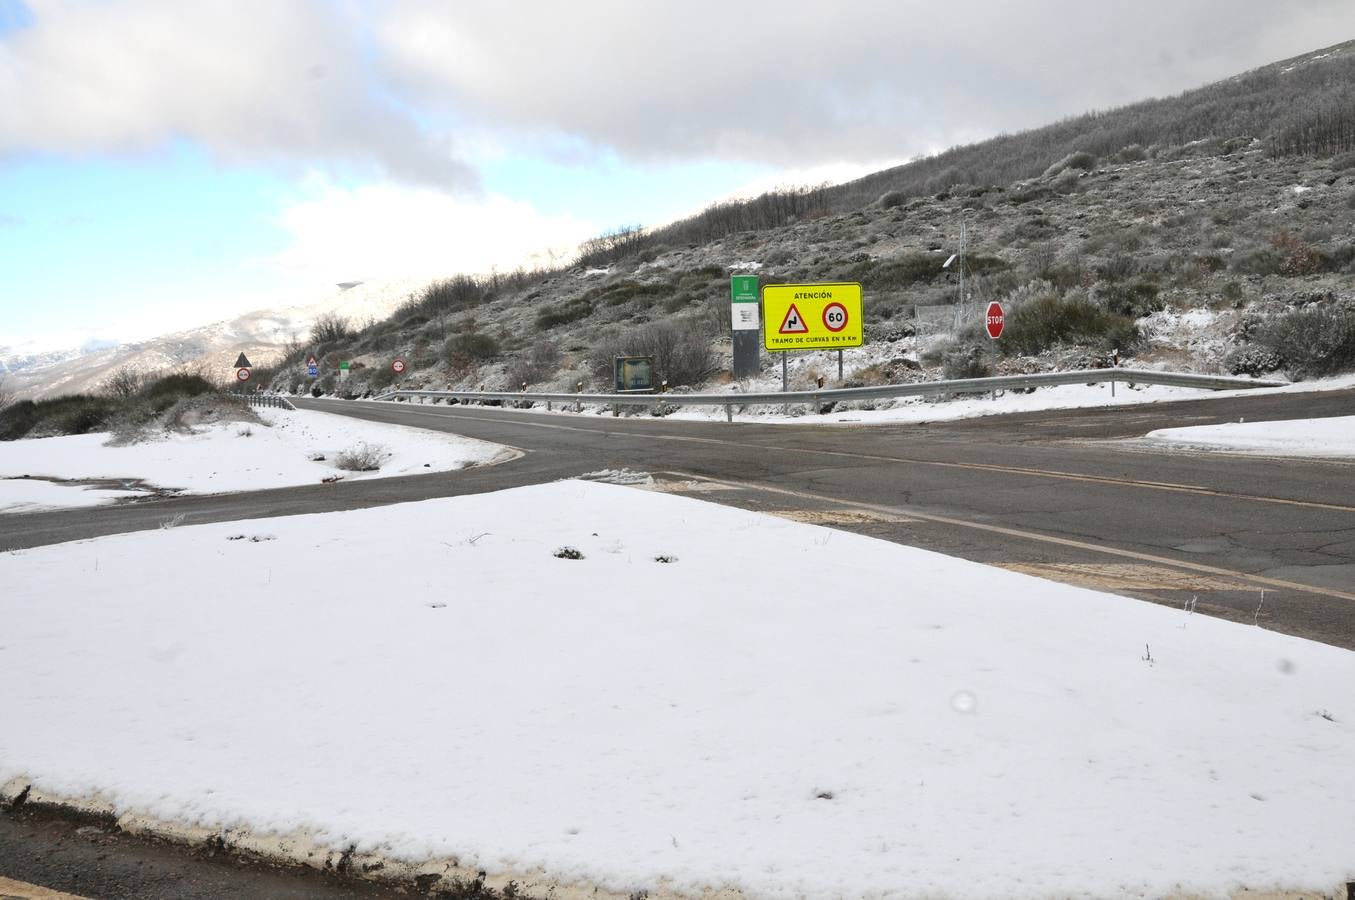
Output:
[725, 404, 733, 423]
[576, 381, 584, 413]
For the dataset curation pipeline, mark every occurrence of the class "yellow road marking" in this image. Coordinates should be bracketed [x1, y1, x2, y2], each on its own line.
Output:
[658, 471, 1355, 604]
[0, 876, 91, 900]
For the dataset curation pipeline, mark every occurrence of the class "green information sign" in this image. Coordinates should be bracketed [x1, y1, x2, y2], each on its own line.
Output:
[731, 275, 758, 304]
[339, 361, 349, 370]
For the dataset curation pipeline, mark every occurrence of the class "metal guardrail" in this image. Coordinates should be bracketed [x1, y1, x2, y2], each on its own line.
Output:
[228, 392, 296, 410]
[374, 368, 1284, 421]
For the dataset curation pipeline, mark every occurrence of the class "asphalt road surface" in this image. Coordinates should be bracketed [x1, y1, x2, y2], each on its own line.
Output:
[4, 386, 1354, 896]
[5, 387, 1355, 649]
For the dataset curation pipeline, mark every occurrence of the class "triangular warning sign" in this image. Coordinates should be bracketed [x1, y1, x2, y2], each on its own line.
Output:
[234, 352, 252, 369]
[778, 304, 809, 334]
[306, 355, 319, 367]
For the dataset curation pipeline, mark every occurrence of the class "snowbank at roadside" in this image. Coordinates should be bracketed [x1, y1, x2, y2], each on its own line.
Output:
[1, 480, 1351, 898]
[406, 372, 1354, 428]
[1145, 414, 1355, 457]
[0, 407, 512, 513]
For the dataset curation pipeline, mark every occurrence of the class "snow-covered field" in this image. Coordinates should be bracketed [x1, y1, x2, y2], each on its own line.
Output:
[1146, 415, 1355, 458]
[0, 407, 513, 513]
[2, 480, 1351, 898]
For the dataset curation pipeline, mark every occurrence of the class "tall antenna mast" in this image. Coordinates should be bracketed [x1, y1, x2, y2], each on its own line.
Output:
[951, 217, 967, 333]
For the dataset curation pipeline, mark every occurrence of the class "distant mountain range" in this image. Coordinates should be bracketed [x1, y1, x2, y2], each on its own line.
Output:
[3, 278, 425, 400]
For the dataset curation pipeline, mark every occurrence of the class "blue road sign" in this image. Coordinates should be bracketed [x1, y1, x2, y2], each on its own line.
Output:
[307, 365, 319, 377]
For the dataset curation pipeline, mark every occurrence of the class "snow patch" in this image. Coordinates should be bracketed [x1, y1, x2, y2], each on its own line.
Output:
[1, 480, 1352, 897]
[1145, 415, 1355, 458]
[0, 407, 511, 512]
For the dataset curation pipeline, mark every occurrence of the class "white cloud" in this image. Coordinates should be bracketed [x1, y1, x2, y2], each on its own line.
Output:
[4, 0, 1353, 181]
[0, 0, 472, 186]
[375, 0, 1355, 167]
[266, 179, 597, 283]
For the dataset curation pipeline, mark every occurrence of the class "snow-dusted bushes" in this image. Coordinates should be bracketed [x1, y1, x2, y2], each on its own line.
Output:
[1044, 151, 1097, 177]
[335, 442, 390, 472]
[587, 319, 719, 389]
[1, 373, 225, 442]
[1250, 302, 1355, 379]
[1000, 292, 1138, 357]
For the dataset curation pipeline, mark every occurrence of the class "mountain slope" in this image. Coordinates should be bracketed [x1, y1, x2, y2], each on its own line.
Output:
[14, 41, 1355, 404]
[7, 279, 426, 400]
[272, 41, 1355, 402]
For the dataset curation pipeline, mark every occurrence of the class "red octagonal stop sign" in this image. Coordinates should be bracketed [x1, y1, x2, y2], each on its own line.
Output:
[985, 301, 1005, 340]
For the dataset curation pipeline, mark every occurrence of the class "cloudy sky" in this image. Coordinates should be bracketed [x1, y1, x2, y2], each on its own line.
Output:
[1, 0, 1352, 349]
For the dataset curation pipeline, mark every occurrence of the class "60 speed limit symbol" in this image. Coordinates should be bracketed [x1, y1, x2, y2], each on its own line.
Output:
[391, 358, 406, 374]
[821, 301, 849, 333]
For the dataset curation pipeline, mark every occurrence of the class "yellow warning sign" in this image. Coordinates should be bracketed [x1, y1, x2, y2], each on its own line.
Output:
[762, 282, 863, 351]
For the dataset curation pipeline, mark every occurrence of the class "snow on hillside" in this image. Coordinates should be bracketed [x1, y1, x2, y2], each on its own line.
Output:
[5, 277, 428, 400]
[0, 480, 1351, 898]
[0, 406, 512, 513]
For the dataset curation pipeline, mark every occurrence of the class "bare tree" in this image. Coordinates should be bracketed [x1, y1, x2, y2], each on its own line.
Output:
[0, 371, 13, 410]
[102, 367, 146, 400]
[310, 313, 352, 345]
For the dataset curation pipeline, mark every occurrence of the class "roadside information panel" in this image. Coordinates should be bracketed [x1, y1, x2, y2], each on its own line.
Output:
[762, 282, 863, 351]
[730, 275, 760, 330]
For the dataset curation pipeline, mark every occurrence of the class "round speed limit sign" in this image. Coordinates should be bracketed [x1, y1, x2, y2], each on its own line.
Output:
[822, 302, 849, 333]
[392, 358, 406, 374]
[236, 368, 250, 382]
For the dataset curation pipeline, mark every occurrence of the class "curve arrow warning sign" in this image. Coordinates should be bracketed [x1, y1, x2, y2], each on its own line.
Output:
[778, 304, 809, 335]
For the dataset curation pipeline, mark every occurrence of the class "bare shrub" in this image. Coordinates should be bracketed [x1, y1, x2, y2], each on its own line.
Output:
[1044, 151, 1097, 177]
[444, 332, 499, 362]
[1271, 231, 1320, 276]
[942, 345, 993, 380]
[310, 313, 353, 345]
[1113, 144, 1148, 163]
[334, 442, 390, 472]
[1224, 345, 1283, 377]
[587, 319, 719, 388]
[575, 225, 652, 268]
[1250, 302, 1355, 379]
[0, 372, 12, 411]
[102, 367, 146, 400]
[406, 276, 488, 318]
[1002, 293, 1138, 357]
[1099, 281, 1164, 318]
[507, 340, 562, 388]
